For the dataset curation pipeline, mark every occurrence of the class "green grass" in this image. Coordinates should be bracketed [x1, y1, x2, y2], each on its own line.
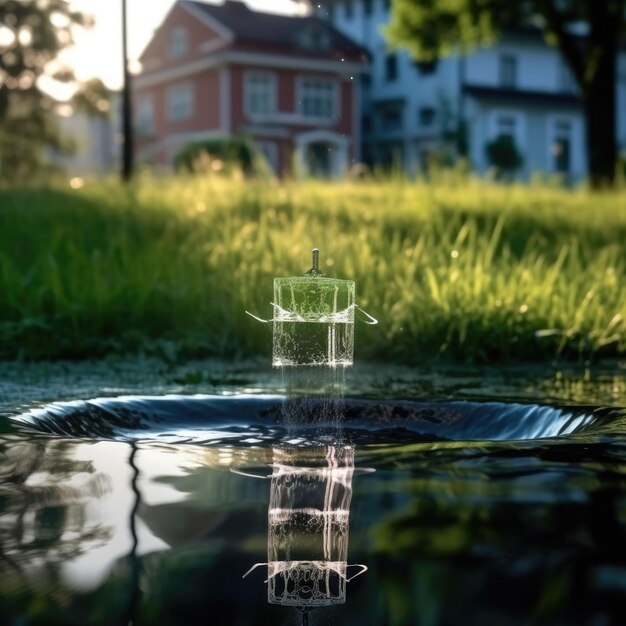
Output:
[1, 173, 625, 363]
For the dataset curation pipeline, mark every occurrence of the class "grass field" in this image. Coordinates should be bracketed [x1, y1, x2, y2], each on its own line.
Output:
[1, 174, 625, 363]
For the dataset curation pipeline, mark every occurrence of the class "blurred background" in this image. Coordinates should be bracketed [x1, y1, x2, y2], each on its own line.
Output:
[1, 0, 625, 185]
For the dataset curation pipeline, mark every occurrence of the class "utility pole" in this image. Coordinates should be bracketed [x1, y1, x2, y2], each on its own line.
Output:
[121, 0, 134, 182]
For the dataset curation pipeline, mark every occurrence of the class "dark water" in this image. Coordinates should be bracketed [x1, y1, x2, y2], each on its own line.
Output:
[2, 388, 626, 625]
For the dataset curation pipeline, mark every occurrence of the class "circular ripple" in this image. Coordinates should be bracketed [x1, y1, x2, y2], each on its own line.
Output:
[8, 395, 625, 446]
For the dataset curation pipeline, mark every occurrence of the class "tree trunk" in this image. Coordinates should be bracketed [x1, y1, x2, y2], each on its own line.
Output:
[583, 49, 617, 188]
[583, 1, 619, 188]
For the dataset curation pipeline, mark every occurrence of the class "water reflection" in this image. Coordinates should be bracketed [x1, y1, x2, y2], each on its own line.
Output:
[242, 445, 370, 622]
[0, 437, 113, 588]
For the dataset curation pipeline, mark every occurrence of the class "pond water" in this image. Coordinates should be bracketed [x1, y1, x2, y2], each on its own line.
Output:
[1, 363, 626, 625]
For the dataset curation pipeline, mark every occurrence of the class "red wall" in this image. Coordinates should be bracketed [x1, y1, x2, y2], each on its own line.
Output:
[229, 64, 356, 137]
[136, 69, 220, 136]
[140, 4, 226, 74]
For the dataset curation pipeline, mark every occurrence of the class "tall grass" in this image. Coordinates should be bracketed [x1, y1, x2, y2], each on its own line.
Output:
[0, 174, 625, 363]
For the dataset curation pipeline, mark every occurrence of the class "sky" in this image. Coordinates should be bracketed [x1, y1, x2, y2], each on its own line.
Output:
[62, 0, 303, 90]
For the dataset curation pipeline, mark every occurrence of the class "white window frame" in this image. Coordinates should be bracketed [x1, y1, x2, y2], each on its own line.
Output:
[296, 76, 339, 122]
[244, 70, 277, 119]
[137, 93, 155, 135]
[169, 26, 188, 58]
[166, 82, 194, 122]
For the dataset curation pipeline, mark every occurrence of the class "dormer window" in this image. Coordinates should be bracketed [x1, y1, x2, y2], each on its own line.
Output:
[170, 26, 188, 58]
[298, 24, 330, 51]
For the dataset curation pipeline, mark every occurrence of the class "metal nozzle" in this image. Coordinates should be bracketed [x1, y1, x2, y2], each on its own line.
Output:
[304, 247, 324, 276]
[312, 248, 320, 273]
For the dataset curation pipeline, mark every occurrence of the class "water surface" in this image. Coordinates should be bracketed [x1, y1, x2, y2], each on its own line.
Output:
[1, 363, 626, 625]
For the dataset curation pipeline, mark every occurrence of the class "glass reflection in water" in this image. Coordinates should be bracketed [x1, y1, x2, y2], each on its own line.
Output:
[243, 445, 368, 616]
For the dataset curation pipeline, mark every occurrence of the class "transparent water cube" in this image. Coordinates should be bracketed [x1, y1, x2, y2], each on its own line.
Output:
[272, 277, 356, 367]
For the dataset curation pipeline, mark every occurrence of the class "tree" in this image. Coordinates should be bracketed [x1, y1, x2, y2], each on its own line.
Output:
[387, 0, 626, 188]
[0, 0, 106, 181]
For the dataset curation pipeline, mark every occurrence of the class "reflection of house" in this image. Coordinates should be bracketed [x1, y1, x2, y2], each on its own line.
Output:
[134, 0, 369, 177]
[317, 0, 626, 181]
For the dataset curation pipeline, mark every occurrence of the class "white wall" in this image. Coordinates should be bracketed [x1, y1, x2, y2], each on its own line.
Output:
[54, 93, 121, 176]
[465, 39, 568, 92]
[328, 0, 623, 181]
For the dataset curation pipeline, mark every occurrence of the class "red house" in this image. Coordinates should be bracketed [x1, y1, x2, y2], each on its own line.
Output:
[134, 0, 369, 177]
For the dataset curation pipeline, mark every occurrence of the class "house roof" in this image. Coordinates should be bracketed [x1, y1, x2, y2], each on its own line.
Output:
[463, 84, 582, 106]
[183, 0, 369, 62]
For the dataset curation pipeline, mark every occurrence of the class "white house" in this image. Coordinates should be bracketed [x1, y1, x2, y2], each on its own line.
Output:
[316, 0, 626, 181]
[53, 91, 121, 177]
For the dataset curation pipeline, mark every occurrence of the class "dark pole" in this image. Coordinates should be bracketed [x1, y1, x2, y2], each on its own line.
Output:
[121, 0, 134, 182]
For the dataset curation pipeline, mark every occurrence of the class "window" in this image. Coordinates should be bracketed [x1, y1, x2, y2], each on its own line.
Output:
[299, 26, 330, 51]
[363, 0, 373, 16]
[344, 0, 353, 19]
[169, 27, 188, 58]
[385, 54, 398, 82]
[418, 106, 436, 127]
[551, 119, 572, 173]
[299, 78, 336, 120]
[137, 94, 154, 135]
[166, 83, 193, 121]
[245, 72, 276, 117]
[383, 0, 392, 10]
[499, 54, 517, 88]
[496, 115, 517, 141]
[489, 111, 525, 154]
[379, 102, 403, 131]
[360, 73, 371, 89]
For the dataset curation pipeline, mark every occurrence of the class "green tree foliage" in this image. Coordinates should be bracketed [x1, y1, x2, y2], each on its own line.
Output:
[0, 0, 109, 181]
[387, 0, 626, 187]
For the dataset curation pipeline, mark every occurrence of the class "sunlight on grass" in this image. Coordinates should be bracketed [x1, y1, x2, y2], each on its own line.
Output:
[0, 175, 625, 362]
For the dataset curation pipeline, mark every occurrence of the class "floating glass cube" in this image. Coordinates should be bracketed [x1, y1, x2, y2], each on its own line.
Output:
[272, 277, 355, 367]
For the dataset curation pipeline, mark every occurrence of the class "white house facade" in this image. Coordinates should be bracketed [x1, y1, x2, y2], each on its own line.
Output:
[317, 0, 626, 181]
[51, 92, 121, 177]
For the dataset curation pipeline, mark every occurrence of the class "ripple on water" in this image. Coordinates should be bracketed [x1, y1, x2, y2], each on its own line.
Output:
[7, 395, 626, 446]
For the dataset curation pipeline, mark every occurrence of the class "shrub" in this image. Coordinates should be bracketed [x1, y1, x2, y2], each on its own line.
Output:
[485, 136, 523, 178]
[174, 136, 259, 175]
